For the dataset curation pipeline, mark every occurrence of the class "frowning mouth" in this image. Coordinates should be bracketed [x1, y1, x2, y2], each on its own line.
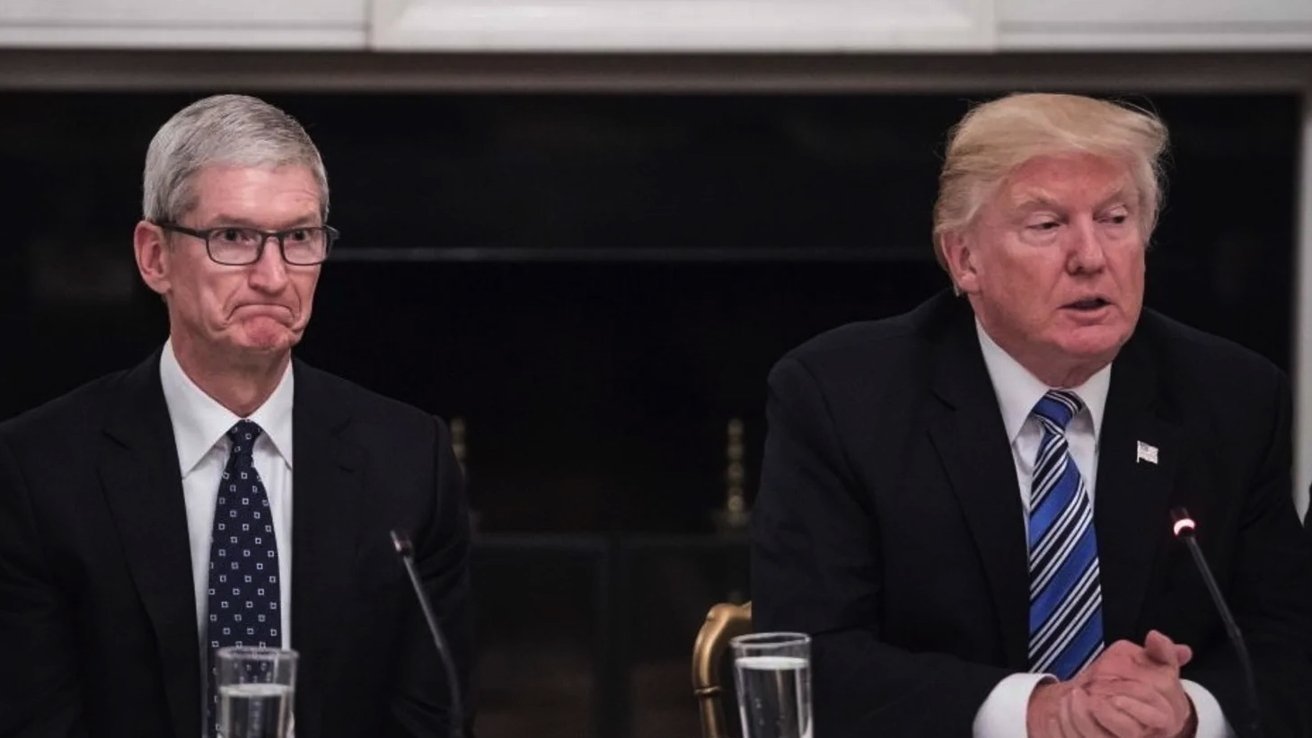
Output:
[233, 304, 294, 318]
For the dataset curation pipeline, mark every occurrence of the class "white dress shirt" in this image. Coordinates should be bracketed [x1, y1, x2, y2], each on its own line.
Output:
[969, 323, 1231, 738]
[158, 339, 295, 657]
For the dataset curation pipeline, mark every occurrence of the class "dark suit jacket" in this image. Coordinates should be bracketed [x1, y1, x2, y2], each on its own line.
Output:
[0, 350, 473, 738]
[752, 291, 1312, 737]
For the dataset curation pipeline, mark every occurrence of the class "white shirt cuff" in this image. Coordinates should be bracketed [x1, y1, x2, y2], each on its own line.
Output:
[973, 672, 1051, 738]
[1182, 679, 1235, 738]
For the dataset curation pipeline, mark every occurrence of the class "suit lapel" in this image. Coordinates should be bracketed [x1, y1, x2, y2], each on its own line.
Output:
[290, 361, 363, 737]
[1093, 331, 1181, 642]
[927, 312, 1032, 670]
[98, 350, 200, 738]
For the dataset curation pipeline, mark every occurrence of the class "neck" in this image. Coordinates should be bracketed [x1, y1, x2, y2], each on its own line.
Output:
[1030, 364, 1101, 390]
[170, 337, 289, 417]
[974, 320, 1109, 389]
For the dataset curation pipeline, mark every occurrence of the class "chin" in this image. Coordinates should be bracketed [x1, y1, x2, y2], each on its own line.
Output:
[236, 318, 303, 350]
[235, 331, 299, 354]
[1055, 330, 1130, 364]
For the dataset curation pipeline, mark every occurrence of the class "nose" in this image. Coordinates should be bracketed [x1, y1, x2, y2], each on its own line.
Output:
[248, 234, 290, 292]
[1067, 217, 1107, 274]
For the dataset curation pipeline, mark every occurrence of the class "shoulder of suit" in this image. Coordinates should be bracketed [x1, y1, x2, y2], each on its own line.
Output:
[0, 367, 132, 441]
[779, 290, 954, 371]
[1135, 308, 1283, 383]
[292, 359, 445, 431]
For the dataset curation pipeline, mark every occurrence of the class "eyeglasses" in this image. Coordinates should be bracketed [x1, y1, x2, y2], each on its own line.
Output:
[157, 222, 339, 266]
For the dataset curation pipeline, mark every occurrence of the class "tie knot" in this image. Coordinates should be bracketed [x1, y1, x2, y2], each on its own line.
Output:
[225, 420, 264, 457]
[1032, 390, 1083, 430]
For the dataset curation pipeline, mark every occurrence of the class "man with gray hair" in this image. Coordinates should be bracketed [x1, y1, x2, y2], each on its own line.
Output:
[0, 94, 473, 737]
[753, 93, 1312, 736]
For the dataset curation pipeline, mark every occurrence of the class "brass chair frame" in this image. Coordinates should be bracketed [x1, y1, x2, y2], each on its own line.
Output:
[691, 601, 752, 738]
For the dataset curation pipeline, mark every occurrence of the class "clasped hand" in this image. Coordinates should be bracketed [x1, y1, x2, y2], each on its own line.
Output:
[1027, 630, 1197, 738]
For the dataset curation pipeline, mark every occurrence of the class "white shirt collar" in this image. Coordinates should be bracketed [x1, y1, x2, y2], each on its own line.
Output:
[974, 321, 1111, 444]
[159, 338, 295, 476]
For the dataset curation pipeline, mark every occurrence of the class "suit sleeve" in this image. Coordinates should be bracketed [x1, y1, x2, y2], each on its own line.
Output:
[752, 356, 1013, 737]
[1180, 368, 1312, 737]
[389, 416, 475, 737]
[0, 434, 88, 738]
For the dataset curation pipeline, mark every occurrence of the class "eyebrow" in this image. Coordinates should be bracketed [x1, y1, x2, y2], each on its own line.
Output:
[1010, 189, 1138, 214]
[203, 215, 322, 230]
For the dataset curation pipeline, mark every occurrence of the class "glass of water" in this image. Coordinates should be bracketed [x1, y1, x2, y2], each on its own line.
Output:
[730, 632, 812, 738]
[215, 646, 297, 738]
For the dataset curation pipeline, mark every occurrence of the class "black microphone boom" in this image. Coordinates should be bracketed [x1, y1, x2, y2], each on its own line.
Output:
[390, 529, 464, 738]
[1169, 507, 1263, 738]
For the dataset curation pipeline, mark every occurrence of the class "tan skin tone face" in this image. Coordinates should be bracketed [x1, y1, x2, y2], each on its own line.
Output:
[133, 164, 323, 412]
[941, 152, 1147, 388]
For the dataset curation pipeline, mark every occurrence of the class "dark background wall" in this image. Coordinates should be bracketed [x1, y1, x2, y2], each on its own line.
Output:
[0, 91, 1297, 737]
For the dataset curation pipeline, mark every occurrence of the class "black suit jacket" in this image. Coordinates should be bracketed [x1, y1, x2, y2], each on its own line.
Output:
[0, 351, 473, 738]
[752, 291, 1312, 737]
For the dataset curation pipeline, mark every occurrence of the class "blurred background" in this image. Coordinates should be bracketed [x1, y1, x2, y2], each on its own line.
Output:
[2, 2, 1311, 736]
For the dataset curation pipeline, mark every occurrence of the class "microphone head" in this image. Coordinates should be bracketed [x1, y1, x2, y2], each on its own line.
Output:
[390, 529, 415, 557]
[1170, 507, 1196, 538]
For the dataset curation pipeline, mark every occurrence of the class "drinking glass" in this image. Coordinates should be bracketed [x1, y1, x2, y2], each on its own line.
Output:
[215, 646, 297, 738]
[731, 632, 812, 738]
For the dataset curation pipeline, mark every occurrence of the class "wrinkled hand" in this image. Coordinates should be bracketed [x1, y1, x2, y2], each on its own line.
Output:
[1081, 630, 1194, 736]
[1028, 630, 1197, 738]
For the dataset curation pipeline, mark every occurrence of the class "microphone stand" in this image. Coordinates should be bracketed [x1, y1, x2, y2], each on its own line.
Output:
[1170, 508, 1263, 738]
[391, 530, 464, 738]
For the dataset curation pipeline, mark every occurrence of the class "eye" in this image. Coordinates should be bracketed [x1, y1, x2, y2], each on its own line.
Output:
[214, 228, 257, 244]
[1027, 219, 1060, 232]
[1100, 208, 1132, 226]
[284, 228, 311, 243]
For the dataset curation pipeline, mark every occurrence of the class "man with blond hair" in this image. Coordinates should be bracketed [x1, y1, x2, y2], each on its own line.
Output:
[753, 93, 1312, 737]
[0, 94, 472, 737]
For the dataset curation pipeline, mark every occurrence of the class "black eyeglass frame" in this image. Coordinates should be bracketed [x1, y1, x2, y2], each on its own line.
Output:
[155, 222, 339, 266]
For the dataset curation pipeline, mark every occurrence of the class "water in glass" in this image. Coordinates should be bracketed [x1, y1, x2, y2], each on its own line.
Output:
[734, 655, 812, 738]
[218, 682, 292, 738]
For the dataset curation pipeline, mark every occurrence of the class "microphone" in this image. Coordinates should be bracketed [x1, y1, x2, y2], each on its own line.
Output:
[390, 529, 464, 738]
[1169, 507, 1263, 737]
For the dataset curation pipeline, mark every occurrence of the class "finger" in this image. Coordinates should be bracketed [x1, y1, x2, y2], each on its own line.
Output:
[1049, 711, 1080, 738]
[1085, 676, 1174, 718]
[1100, 671, 1189, 717]
[1174, 643, 1193, 667]
[1084, 641, 1149, 681]
[1056, 694, 1081, 738]
[1143, 631, 1193, 670]
[1087, 692, 1154, 737]
[1066, 688, 1120, 737]
[1101, 640, 1142, 659]
[1086, 664, 1175, 700]
[1095, 673, 1193, 731]
[1143, 630, 1178, 667]
[1108, 693, 1175, 733]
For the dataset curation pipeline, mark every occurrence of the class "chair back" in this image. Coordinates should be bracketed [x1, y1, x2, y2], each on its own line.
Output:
[691, 601, 752, 738]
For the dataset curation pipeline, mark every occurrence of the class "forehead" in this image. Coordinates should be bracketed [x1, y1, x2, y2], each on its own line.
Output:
[997, 152, 1137, 210]
[188, 164, 320, 210]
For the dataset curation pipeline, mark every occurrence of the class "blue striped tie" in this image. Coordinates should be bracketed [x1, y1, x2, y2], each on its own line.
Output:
[1027, 390, 1104, 679]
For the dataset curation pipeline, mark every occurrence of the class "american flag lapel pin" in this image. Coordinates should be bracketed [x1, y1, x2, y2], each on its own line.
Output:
[1136, 441, 1159, 465]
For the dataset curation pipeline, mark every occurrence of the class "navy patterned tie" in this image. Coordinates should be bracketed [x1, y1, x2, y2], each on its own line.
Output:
[206, 420, 281, 733]
[1027, 390, 1104, 679]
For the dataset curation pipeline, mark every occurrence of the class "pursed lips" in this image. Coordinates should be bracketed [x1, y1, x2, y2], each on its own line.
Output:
[232, 303, 296, 320]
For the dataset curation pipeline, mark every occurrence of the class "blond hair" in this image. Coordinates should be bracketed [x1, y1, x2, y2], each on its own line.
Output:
[932, 93, 1168, 269]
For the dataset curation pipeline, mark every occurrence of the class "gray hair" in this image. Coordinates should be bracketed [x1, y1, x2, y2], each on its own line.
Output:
[142, 94, 329, 223]
[933, 93, 1168, 270]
